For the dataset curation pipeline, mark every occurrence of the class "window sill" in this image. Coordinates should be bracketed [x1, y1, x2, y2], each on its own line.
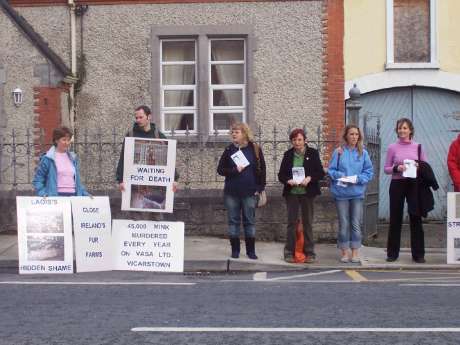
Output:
[385, 62, 440, 70]
[167, 133, 232, 147]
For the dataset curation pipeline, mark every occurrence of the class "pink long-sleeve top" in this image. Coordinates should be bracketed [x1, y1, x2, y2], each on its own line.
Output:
[55, 151, 76, 193]
[384, 139, 427, 180]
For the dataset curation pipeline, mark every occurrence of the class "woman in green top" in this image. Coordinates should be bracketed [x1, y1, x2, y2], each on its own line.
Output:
[278, 128, 325, 263]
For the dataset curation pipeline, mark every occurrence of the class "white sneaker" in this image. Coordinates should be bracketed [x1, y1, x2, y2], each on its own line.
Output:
[340, 256, 349, 263]
[351, 256, 361, 263]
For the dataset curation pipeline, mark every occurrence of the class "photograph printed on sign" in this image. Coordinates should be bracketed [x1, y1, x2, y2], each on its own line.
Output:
[130, 184, 167, 210]
[121, 137, 176, 213]
[134, 139, 169, 166]
[26, 208, 64, 233]
[27, 235, 65, 261]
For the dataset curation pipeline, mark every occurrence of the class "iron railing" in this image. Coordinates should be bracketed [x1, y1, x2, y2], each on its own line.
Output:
[0, 125, 379, 192]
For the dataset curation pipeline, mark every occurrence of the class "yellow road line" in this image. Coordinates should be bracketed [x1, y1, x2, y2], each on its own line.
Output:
[345, 270, 368, 282]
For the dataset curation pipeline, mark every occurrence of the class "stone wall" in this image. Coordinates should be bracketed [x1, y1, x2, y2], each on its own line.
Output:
[0, 187, 338, 242]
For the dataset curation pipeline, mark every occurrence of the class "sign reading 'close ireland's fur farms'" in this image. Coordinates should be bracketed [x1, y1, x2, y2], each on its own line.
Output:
[71, 196, 112, 273]
[121, 138, 176, 213]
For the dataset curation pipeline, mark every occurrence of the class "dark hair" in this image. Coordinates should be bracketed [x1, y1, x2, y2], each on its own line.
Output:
[395, 117, 414, 139]
[52, 126, 73, 146]
[289, 128, 306, 141]
[135, 105, 151, 116]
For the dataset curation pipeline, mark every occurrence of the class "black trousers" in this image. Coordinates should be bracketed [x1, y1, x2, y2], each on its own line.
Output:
[284, 194, 315, 257]
[387, 179, 425, 260]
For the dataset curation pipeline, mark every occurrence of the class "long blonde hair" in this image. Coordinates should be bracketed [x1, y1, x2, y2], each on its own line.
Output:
[342, 125, 364, 156]
[230, 122, 254, 142]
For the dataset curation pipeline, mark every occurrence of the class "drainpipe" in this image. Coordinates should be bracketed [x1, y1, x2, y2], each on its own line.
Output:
[68, 0, 77, 130]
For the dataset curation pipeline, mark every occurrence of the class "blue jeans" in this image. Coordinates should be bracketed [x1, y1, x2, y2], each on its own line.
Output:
[335, 198, 363, 249]
[224, 194, 257, 238]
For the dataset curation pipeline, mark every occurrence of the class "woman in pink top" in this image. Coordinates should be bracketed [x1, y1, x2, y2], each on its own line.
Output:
[384, 118, 427, 263]
[33, 127, 88, 197]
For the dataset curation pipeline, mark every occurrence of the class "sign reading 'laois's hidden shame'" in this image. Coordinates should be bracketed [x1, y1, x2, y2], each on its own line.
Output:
[121, 137, 176, 213]
[71, 196, 112, 272]
[16, 197, 74, 274]
[112, 219, 184, 272]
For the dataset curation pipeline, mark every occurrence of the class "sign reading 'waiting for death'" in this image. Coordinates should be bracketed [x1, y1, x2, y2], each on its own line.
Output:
[121, 137, 176, 213]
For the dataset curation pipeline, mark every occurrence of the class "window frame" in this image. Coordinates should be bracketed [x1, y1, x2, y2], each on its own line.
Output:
[208, 37, 247, 134]
[151, 25, 255, 141]
[385, 0, 439, 69]
[160, 38, 198, 135]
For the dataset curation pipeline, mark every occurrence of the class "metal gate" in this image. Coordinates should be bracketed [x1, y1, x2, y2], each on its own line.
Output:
[362, 119, 380, 241]
[356, 86, 460, 221]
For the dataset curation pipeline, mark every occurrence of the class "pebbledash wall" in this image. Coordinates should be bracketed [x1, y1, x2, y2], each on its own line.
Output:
[0, 0, 345, 240]
[5, 1, 325, 134]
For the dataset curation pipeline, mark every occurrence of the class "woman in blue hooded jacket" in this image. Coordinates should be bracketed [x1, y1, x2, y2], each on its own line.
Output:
[328, 125, 373, 263]
[33, 127, 89, 197]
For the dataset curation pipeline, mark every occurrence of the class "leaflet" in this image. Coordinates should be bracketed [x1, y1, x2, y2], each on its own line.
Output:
[402, 159, 417, 178]
[338, 175, 358, 184]
[292, 167, 306, 184]
[231, 150, 250, 168]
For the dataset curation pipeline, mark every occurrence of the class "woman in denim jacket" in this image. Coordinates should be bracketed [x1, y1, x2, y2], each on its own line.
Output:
[328, 125, 373, 263]
[33, 127, 89, 197]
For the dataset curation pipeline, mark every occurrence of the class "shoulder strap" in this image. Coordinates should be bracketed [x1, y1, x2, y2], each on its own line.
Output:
[253, 142, 262, 174]
[254, 142, 260, 161]
[336, 147, 341, 169]
[418, 144, 421, 161]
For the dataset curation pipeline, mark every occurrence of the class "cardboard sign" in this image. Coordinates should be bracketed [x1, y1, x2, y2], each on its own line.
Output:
[121, 138, 176, 213]
[71, 196, 113, 272]
[112, 219, 184, 272]
[16, 197, 74, 274]
[447, 193, 460, 264]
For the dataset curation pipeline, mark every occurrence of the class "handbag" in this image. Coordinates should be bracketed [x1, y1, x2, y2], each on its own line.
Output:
[254, 142, 267, 207]
[256, 190, 267, 208]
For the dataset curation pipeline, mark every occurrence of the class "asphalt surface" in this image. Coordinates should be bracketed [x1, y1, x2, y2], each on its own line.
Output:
[1, 269, 460, 345]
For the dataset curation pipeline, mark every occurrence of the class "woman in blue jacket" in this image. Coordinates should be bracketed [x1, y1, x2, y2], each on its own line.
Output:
[328, 125, 373, 263]
[33, 127, 89, 197]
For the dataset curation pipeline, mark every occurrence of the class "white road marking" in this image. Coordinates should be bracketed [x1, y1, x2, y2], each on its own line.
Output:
[131, 327, 460, 333]
[401, 284, 460, 287]
[369, 276, 460, 283]
[252, 272, 267, 281]
[265, 270, 342, 281]
[0, 281, 195, 286]
[220, 279, 356, 283]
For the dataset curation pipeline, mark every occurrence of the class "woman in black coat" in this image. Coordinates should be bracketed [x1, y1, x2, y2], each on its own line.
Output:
[278, 128, 325, 263]
[217, 122, 266, 260]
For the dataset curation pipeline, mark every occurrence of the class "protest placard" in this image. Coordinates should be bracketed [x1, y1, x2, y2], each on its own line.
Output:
[447, 193, 460, 264]
[71, 196, 113, 272]
[121, 138, 176, 213]
[112, 219, 184, 272]
[16, 197, 73, 274]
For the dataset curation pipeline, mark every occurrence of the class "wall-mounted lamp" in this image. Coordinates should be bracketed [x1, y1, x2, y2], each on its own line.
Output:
[12, 87, 23, 106]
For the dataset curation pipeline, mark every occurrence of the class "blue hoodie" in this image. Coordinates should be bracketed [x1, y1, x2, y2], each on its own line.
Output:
[33, 146, 89, 197]
[328, 146, 373, 200]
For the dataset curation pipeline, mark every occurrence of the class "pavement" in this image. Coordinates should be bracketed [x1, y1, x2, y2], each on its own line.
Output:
[1, 232, 459, 272]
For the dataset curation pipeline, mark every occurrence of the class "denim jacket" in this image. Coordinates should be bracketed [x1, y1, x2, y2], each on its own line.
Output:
[33, 146, 89, 197]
